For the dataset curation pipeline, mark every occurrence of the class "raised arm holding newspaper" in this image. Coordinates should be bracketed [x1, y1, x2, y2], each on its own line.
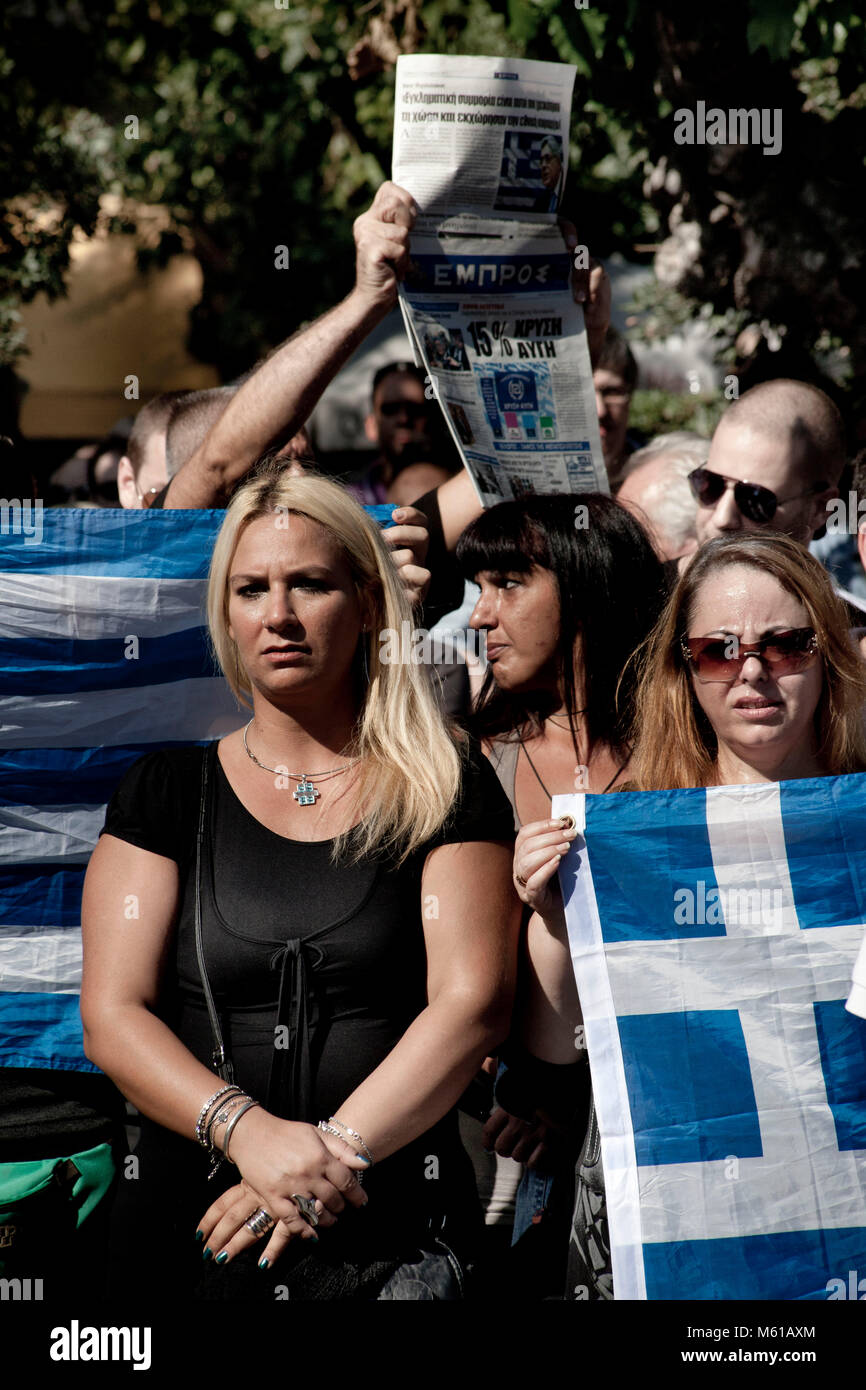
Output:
[159, 55, 611, 568]
[160, 183, 418, 510]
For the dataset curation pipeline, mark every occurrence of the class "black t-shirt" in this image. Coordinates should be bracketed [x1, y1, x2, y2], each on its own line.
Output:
[101, 739, 512, 1115]
[99, 738, 514, 1266]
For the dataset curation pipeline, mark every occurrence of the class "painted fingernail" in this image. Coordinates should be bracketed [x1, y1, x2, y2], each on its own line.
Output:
[309, 1233, 320, 1244]
[215, 1251, 228, 1265]
[203, 1247, 212, 1261]
[194, 1229, 204, 1242]
[259, 1257, 269, 1270]
[356, 1153, 372, 1166]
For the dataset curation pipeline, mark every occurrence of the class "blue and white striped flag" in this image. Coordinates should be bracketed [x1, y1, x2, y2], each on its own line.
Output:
[553, 779, 866, 1301]
[0, 509, 240, 1075]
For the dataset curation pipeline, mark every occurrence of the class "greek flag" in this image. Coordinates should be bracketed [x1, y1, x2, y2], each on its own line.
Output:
[0, 509, 239, 1074]
[553, 779, 866, 1301]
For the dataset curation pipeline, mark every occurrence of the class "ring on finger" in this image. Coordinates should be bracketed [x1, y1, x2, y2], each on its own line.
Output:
[291, 1193, 319, 1228]
[244, 1208, 275, 1238]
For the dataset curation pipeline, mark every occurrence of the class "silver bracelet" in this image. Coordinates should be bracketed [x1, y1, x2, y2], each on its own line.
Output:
[317, 1120, 367, 1183]
[194, 1085, 241, 1147]
[205, 1091, 251, 1151]
[328, 1116, 374, 1165]
[318, 1120, 349, 1145]
[222, 1099, 261, 1163]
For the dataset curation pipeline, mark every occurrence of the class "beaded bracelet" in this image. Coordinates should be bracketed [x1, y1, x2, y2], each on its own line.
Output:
[194, 1085, 241, 1147]
[317, 1121, 368, 1184]
[328, 1116, 375, 1165]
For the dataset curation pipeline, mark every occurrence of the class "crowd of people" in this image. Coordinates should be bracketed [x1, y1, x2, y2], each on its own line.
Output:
[5, 179, 866, 1302]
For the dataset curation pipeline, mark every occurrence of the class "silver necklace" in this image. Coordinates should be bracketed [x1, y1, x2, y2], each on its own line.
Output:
[242, 719, 360, 807]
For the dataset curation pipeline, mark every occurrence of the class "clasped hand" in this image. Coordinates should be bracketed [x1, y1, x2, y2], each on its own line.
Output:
[513, 816, 577, 917]
[197, 1110, 369, 1269]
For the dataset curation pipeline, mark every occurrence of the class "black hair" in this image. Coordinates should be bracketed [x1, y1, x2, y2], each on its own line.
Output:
[370, 361, 426, 405]
[597, 327, 638, 393]
[456, 493, 666, 752]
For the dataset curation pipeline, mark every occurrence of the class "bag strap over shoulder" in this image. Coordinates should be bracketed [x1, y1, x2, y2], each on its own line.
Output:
[194, 742, 235, 1083]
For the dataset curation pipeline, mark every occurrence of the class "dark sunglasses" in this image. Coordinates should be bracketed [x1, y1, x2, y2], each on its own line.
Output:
[687, 467, 823, 524]
[680, 627, 819, 683]
[378, 401, 430, 420]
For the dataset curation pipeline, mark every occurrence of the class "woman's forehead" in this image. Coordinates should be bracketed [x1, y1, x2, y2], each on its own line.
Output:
[689, 564, 807, 621]
[231, 511, 347, 569]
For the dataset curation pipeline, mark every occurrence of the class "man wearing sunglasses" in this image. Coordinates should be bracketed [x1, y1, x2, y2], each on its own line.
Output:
[689, 379, 844, 549]
[350, 360, 444, 505]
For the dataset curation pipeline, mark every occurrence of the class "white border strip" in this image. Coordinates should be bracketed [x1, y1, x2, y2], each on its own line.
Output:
[554, 791, 646, 1300]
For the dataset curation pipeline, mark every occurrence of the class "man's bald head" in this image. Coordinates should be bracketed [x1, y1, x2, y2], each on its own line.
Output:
[717, 379, 845, 484]
[697, 379, 846, 546]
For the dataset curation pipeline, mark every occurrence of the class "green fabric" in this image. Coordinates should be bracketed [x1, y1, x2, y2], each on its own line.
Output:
[0, 1140, 115, 1228]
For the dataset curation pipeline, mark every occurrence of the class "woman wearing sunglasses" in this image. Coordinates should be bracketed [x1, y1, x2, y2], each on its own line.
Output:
[514, 531, 866, 1297]
[630, 532, 866, 788]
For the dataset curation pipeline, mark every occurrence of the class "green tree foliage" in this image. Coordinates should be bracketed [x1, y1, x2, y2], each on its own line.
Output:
[2, 0, 865, 425]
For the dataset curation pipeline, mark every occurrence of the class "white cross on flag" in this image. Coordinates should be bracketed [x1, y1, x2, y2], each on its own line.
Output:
[553, 778, 866, 1301]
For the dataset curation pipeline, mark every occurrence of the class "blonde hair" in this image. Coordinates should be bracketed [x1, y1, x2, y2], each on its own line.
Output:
[630, 533, 866, 789]
[207, 469, 464, 863]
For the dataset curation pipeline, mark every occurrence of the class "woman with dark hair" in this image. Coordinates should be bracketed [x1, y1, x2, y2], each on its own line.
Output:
[455, 493, 667, 1293]
[459, 494, 663, 760]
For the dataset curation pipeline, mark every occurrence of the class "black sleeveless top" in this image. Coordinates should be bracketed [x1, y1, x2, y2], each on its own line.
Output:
[100, 737, 515, 1285]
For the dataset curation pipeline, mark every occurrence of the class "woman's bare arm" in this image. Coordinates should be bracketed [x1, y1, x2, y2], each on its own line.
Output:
[318, 838, 522, 1158]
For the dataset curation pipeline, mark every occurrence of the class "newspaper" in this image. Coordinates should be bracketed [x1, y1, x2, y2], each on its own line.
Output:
[393, 54, 607, 504]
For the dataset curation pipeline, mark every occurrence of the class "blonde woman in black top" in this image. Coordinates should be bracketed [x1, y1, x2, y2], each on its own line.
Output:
[81, 471, 520, 1300]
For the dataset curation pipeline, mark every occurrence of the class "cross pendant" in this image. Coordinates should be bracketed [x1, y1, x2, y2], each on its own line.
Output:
[293, 776, 320, 807]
